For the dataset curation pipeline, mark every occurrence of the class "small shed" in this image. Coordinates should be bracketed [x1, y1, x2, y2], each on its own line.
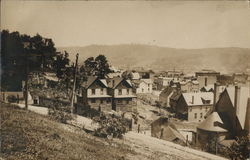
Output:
[151, 117, 186, 146]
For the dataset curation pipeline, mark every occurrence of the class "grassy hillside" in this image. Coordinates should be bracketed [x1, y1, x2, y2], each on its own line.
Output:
[58, 44, 250, 73]
[0, 103, 135, 160]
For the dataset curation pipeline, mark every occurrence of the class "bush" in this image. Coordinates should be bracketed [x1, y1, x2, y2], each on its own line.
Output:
[48, 99, 74, 123]
[223, 136, 250, 160]
[93, 114, 130, 139]
[49, 108, 73, 123]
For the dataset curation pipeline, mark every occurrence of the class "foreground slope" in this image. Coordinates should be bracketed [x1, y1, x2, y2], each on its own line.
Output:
[0, 103, 227, 160]
[0, 103, 134, 160]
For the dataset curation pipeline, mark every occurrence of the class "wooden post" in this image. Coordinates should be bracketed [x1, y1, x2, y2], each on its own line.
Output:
[70, 53, 79, 114]
[25, 46, 29, 110]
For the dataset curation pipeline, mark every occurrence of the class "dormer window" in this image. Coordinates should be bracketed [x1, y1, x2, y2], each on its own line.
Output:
[100, 88, 104, 95]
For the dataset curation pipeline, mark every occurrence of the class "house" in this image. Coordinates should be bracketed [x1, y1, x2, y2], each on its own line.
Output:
[154, 77, 173, 90]
[196, 112, 228, 149]
[195, 70, 220, 89]
[137, 70, 155, 79]
[151, 117, 186, 146]
[179, 80, 199, 93]
[133, 79, 153, 94]
[215, 86, 250, 137]
[175, 92, 214, 122]
[107, 77, 137, 112]
[77, 76, 113, 113]
[159, 86, 175, 108]
[169, 90, 182, 112]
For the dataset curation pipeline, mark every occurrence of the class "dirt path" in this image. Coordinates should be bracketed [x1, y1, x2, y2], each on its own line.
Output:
[123, 132, 228, 160]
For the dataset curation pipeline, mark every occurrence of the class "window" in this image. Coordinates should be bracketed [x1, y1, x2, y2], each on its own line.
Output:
[126, 100, 130, 104]
[100, 89, 104, 95]
[194, 113, 197, 119]
[205, 77, 207, 86]
[148, 84, 150, 87]
[142, 88, 144, 93]
[91, 99, 96, 103]
[100, 99, 103, 104]
[200, 113, 203, 118]
[118, 99, 122, 104]
[189, 107, 192, 112]
[106, 99, 111, 103]
[91, 89, 95, 95]
[118, 89, 122, 95]
[205, 107, 208, 112]
[126, 89, 129, 95]
[200, 106, 202, 110]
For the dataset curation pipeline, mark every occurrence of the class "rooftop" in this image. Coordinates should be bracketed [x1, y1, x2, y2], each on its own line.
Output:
[197, 112, 227, 132]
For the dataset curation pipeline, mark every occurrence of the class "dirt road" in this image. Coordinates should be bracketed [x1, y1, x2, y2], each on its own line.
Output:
[123, 132, 227, 160]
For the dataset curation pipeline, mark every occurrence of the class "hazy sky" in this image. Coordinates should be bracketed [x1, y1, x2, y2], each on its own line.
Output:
[1, 0, 250, 48]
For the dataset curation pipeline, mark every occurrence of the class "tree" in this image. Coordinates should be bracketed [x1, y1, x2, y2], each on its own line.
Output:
[1, 30, 57, 90]
[82, 55, 112, 78]
[84, 57, 96, 76]
[52, 51, 70, 79]
[94, 55, 112, 78]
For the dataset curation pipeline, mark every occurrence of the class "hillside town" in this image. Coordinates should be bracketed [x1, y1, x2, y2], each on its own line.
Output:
[1, 33, 250, 159]
[1, 1, 250, 160]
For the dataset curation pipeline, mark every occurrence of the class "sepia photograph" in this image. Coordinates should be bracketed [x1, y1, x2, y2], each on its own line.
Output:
[1, 0, 250, 159]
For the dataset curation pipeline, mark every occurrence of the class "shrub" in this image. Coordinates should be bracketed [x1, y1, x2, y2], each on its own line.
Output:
[223, 136, 250, 160]
[49, 108, 73, 123]
[48, 99, 74, 123]
[93, 114, 130, 139]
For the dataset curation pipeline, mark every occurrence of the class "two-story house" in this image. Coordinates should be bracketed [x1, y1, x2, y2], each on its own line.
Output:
[77, 76, 112, 112]
[133, 79, 153, 94]
[195, 70, 220, 89]
[175, 92, 214, 122]
[108, 77, 137, 112]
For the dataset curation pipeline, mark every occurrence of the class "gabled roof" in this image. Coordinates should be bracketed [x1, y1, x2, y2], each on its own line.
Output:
[164, 126, 186, 142]
[170, 90, 182, 101]
[160, 87, 174, 97]
[224, 86, 250, 130]
[182, 92, 214, 106]
[82, 76, 108, 89]
[107, 77, 132, 89]
[197, 112, 227, 132]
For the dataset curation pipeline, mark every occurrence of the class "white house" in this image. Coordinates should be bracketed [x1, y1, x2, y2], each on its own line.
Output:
[133, 79, 153, 94]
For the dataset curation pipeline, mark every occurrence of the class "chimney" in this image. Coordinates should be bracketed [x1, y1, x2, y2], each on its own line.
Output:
[191, 95, 194, 104]
[234, 85, 241, 115]
[213, 82, 220, 110]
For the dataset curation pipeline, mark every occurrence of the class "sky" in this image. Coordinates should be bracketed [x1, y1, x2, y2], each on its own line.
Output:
[1, 0, 250, 48]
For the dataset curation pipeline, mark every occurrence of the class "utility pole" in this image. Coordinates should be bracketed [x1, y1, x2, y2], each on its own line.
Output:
[24, 42, 30, 110]
[70, 53, 79, 114]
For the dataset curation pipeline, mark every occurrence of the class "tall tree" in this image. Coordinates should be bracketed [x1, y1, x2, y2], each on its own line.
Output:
[1, 30, 57, 90]
[82, 55, 112, 78]
[95, 55, 112, 78]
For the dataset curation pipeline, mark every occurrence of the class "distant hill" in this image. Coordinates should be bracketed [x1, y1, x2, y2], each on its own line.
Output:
[57, 44, 250, 74]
